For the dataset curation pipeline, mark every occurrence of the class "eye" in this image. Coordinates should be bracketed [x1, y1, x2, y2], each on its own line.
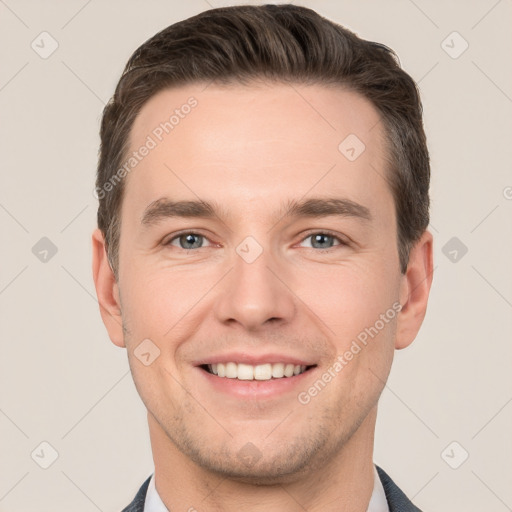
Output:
[166, 232, 212, 250]
[299, 232, 345, 250]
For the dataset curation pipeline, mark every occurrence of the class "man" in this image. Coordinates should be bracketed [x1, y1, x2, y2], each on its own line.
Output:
[92, 4, 433, 511]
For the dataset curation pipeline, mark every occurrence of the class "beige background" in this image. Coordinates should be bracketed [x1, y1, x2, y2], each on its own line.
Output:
[1, 0, 511, 510]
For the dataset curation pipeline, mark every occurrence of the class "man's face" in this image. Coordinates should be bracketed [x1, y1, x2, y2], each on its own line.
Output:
[114, 82, 404, 481]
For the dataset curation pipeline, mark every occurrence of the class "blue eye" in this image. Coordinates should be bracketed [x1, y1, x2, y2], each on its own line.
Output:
[168, 233, 209, 250]
[300, 233, 343, 249]
[164, 231, 345, 251]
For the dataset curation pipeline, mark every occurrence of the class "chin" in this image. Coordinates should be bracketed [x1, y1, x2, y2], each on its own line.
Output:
[174, 426, 335, 485]
[191, 449, 316, 485]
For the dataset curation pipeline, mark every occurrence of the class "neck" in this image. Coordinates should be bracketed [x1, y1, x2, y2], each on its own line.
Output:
[149, 407, 377, 512]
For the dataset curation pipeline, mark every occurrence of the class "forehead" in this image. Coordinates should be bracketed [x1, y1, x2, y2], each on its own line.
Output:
[122, 81, 392, 223]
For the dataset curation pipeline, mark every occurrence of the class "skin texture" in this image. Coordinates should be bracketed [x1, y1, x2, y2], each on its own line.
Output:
[92, 82, 433, 511]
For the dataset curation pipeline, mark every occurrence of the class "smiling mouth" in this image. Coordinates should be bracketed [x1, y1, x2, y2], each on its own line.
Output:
[201, 362, 316, 381]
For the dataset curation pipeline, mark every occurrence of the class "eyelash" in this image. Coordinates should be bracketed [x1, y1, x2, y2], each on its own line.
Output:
[299, 230, 349, 251]
[163, 230, 349, 251]
[164, 231, 215, 250]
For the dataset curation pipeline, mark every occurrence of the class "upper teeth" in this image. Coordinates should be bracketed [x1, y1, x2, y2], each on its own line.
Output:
[208, 363, 307, 380]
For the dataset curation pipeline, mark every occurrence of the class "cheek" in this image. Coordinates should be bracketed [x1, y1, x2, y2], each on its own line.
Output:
[292, 259, 400, 345]
[307, 263, 398, 405]
[120, 263, 215, 342]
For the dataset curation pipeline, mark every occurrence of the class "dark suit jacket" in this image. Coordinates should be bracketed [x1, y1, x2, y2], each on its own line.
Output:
[122, 466, 422, 511]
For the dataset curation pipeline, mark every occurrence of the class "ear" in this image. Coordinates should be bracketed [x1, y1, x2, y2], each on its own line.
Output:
[395, 230, 434, 350]
[91, 228, 125, 348]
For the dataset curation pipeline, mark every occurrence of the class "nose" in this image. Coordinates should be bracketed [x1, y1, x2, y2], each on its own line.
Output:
[213, 245, 296, 332]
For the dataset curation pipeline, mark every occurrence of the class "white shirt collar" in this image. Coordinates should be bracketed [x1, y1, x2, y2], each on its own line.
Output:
[368, 465, 390, 512]
[144, 464, 389, 512]
[143, 472, 168, 512]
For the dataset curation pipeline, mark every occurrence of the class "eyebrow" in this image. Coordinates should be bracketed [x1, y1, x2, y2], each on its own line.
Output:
[140, 196, 372, 227]
[284, 197, 371, 221]
[141, 198, 220, 227]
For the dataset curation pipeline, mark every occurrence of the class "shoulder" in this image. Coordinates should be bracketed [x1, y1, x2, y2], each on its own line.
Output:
[376, 466, 423, 512]
[121, 475, 152, 512]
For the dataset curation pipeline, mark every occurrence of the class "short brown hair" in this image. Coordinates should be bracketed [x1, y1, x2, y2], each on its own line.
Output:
[96, 4, 429, 278]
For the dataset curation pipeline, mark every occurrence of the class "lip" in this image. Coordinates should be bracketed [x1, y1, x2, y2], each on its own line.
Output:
[195, 362, 318, 400]
[193, 352, 316, 366]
